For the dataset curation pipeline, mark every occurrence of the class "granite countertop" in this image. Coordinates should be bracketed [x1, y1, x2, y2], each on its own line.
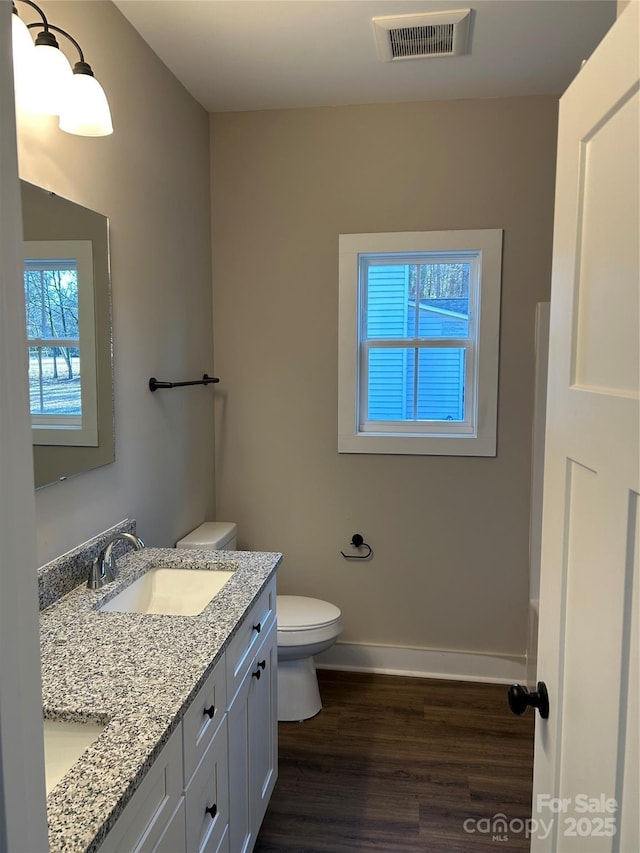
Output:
[40, 546, 281, 853]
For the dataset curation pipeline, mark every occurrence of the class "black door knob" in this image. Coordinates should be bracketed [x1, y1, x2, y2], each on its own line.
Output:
[508, 681, 549, 719]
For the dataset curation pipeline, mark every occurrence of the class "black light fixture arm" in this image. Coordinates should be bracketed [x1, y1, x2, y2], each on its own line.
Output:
[27, 22, 86, 64]
[13, 0, 49, 29]
[15, 0, 91, 71]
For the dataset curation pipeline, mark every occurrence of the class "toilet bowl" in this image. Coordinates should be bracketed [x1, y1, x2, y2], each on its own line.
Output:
[176, 523, 343, 722]
[277, 595, 342, 722]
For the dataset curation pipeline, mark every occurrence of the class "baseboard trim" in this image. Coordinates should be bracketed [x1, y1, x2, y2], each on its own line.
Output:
[315, 641, 526, 684]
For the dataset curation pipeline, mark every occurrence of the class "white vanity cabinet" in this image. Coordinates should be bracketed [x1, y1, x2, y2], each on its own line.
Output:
[94, 578, 278, 853]
[226, 581, 278, 853]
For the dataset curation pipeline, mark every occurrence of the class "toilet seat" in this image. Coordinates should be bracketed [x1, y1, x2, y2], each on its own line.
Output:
[277, 595, 342, 649]
[277, 595, 341, 631]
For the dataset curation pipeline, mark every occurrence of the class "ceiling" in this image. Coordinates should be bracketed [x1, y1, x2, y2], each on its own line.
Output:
[114, 0, 617, 113]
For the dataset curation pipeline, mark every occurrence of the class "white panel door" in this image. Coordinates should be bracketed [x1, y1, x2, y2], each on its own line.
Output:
[531, 5, 639, 852]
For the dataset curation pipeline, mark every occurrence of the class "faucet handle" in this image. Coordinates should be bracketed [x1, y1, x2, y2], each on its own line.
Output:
[103, 554, 117, 583]
[88, 557, 107, 590]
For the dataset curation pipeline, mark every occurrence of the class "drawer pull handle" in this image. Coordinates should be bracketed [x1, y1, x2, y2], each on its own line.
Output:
[253, 622, 261, 634]
[252, 660, 266, 679]
[203, 705, 215, 719]
[205, 804, 217, 820]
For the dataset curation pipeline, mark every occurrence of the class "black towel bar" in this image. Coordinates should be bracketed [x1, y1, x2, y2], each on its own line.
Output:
[149, 374, 220, 392]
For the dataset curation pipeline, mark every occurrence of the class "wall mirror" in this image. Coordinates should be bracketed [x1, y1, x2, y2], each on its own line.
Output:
[21, 181, 114, 489]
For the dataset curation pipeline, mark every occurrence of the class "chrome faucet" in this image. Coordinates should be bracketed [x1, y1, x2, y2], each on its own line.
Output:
[88, 532, 145, 589]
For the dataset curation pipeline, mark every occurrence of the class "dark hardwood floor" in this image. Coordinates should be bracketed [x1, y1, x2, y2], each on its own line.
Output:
[255, 670, 534, 853]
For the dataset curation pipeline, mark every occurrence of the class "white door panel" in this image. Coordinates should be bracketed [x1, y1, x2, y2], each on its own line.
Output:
[531, 5, 639, 852]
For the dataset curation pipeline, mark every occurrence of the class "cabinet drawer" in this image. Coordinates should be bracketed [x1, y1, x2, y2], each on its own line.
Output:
[185, 716, 229, 853]
[225, 579, 276, 704]
[97, 725, 183, 853]
[183, 655, 227, 786]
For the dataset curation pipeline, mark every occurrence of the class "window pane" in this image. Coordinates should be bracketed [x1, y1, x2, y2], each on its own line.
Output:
[414, 263, 470, 338]
[417, 348, 465, 421]
[29, 346, 82, 416]
[365, 265, 409, 339]
[367, 347, 413, 420]
[24, 264, 79, 340]
[365, 262, 470, 340]
[24, 271, 45, 338]
[367, 346, 465, 422]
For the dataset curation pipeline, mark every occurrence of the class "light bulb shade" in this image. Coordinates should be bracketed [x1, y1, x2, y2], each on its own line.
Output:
[11, 11, 35, 105]
[59, 72, 113, 137]
[25, 42, 73, 115]
[11, 11, 34, 67]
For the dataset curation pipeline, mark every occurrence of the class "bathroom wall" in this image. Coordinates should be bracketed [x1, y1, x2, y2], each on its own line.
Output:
[210, 96, 558, 665]
[16, 1, 215, 565]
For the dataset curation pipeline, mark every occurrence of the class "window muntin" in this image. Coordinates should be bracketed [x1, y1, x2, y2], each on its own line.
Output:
[338, 230, 502, 456]
[23, 241, 98, 446]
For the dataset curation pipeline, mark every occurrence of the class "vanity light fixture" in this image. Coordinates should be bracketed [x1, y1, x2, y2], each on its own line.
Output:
[11, 0, 113, 137]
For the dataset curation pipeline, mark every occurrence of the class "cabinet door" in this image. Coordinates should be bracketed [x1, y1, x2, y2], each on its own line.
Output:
[227, 667, 251, 853]
[154, 799, 186, 853]
[248, 621, 277, 835]
[227, 621, 278, 853]
[215, 825, 229, 853]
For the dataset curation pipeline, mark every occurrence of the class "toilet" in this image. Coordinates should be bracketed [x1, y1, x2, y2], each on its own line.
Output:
[176, 522, 343, 722]
[276, 595, 342, 722]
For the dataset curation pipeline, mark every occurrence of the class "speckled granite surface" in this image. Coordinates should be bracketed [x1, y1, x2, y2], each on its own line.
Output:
[41, 539, 281, 853]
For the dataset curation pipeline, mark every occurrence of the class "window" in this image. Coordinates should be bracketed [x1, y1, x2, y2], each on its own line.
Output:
[338, 229, 502, 455]
[24, 240, 98, 446]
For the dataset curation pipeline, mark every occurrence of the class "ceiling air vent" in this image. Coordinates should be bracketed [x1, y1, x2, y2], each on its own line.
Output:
[373, 9, 472, 62]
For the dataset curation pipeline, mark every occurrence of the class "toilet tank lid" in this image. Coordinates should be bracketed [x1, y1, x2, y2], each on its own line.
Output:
[176, 521, 237, 549]
[277, 595, 341, 630]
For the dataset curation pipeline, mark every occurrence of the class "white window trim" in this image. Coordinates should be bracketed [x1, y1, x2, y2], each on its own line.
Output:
[338, 229, 503, 456]
[24, 240, 98, 447]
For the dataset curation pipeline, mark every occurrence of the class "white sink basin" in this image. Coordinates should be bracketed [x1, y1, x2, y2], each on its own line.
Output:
[99, 567, 235, 616]
[43, 719, 105, 794]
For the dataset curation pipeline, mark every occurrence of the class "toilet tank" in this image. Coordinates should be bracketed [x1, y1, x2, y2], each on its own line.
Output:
[175, 522, 237, 551]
